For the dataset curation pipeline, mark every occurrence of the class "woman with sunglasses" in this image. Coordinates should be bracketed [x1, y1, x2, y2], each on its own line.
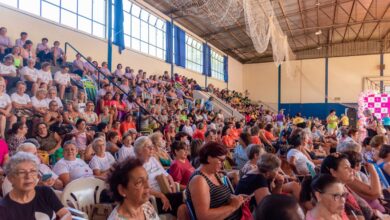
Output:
[301, 174, 348, 220]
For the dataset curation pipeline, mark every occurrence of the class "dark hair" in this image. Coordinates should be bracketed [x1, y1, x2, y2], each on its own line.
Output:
[251, 126, 260, 136]
[190, 139, 203, 160]
[343, 151, 363, 168]
[75, 118, 86, 127]
[198, 141, 227, 164]
[330, 110, 336, 114]
[362, 137, 372, 147]
[221, 126, 230, 136]
[265, 124, 273, 132]
[254, 194, 302, 220]
[107, 158, 144, 203]
[97, 122, 108, 132]
[300, 174, 340, 204]
[20, 32, 27, 36]
[171, 141, 188, 156]
[320, 153, 348, 175]
[205, 129, 217, 138]
[107, 131, 119, 141]
[247, 144, 261, 160]
[379, 145, 390, 159]
[9, 122, 25, 135]
[175, 132, 189, 141]
[239, 132, 252, 146]
[348, 128, 358, 137]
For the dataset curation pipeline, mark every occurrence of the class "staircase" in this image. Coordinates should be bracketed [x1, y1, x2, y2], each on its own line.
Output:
[193, 90, 245, 120]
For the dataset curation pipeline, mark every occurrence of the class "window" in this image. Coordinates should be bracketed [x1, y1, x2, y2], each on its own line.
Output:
[119, 1, 166, 60]
[5, 0, 106, 39]
[211, 50, 224, 81]
[185, 35, 203, 73]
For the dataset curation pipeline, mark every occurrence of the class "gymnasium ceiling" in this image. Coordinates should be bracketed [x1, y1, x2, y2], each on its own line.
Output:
[144, 0, 390, 63]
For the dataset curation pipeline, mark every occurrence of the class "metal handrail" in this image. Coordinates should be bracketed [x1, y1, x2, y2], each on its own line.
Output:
[64, 42, 164, 128]
[207, 92, 234, 117]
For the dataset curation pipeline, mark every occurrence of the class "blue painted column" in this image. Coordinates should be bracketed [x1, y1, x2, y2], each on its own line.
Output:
[278, 64, 281, 111]
[325, 56, 329, 114]
[107, 0, 113, 71]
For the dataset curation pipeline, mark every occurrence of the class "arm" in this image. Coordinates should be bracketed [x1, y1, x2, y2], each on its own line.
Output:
[188, 175, 243, 220]
[58, 173, 71, 186]
[254, 187, 270, 205]
[47, 133, 62, 155]
[57, 208, 72, 220]
[347, 163, 381, 200]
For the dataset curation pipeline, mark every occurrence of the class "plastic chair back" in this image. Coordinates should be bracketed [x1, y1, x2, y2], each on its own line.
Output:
[61, 177, 106, 218]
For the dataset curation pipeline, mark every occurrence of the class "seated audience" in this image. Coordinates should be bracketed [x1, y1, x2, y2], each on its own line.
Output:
[89, 137, 115, 179]
[169, 141, 195, 189]
[253, 194, 304, 220]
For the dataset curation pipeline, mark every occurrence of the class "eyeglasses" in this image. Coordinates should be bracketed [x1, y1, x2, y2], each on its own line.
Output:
[215, 156, 226, 163]
[320, 191, 348, 201]
[14, 169, 38, 178]
[133, 177, 149, 189]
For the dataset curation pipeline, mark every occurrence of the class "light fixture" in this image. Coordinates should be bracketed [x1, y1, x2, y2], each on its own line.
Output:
[315, 30, 322, 35]
[316, 46, 322, 50]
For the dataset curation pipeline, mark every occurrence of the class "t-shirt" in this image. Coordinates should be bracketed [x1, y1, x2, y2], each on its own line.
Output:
[0, 139, 8, 166]
[45, 97, 63, 109]
[235, 173, 269, 195]
[383, 117, 390, 126]
[143, 157, 169, 192]
[327, 115, 338, 129]
[117, 145, 135, 162]
[287, 149, 315, 175]
[54, 71, 71, 85]
[169, 159, 195, 186]
[89, 152, 115, 172]
[31, 96, 49, 109]
[341, 116, 349, 126]
[108, 202, 159, 220]
[37, 70, 53, 84]
[234, 145, 249, 170]
[0, 186, 63, 220]
[0, 93, 11, 109]
[82, 112, 98, 124]
[0, 63, 16, 75]
[11, 93, 31, 105]
[20, 66, 39, 82]
[53, 158, 93, 182]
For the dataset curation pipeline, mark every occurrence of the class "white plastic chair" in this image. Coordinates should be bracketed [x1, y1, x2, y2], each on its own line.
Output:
[61, 177, 106, 219]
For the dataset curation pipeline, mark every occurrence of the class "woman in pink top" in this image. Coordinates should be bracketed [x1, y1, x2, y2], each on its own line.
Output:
[169, 141, 195, 190]
[0, 138, 9, 166]
[302, 174, 348, 220]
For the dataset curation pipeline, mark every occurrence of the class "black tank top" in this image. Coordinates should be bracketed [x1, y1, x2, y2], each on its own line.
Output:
[186, 170, 241, 220]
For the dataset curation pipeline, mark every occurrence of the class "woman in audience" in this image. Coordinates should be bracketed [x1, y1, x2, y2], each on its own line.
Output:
[0, 76, 15, 138]
[37, 62, 53, 90]
[264, 124, 277, 142]
[343, 151, 369, 184]
[72, 53, 85, 76]
[190, 139, 203, 168]
[186, 141, 244, 220]
[149, 131, 172, 168]
[89, 137, 115, 179]
[233, 132, 252, 169]
[99, 106, 113, 128]
[0, 54, 18, 92]
[51, 40, 66, 66]
[287, 132, 317, 175]
[319, 153, 378, 219]
[240, 144, 263, 177]
[53, 140, 93, 186]
[35, 122, 62, 156]
[31, 89, 49, 117]
[82, 101, 99, 127]
[20, 58, 40, 96]
[71, 119, 93, 158]
[11, 46, 22, 69]
[0, 27, 13, 60]
[11, 81, 33, 120]
[301, 174, 348, 220]
[120, 113, 136, 134]
[43, 100, 62, 128]
[376, 144, 390, 184]
[107, 158, 159, 220]
[63, 101, 81, 126]
[235, 153, 300, 208]
[106, 131, 120, 154]
[117, 132, 135, 162]
[254, 194, 304, 220]
[134, 136, 183, 217]
[221, 125, 235, 149]
[6, 122, 28, 156]
[169, 141, 195, 190]
[0, 152, 71, 219]
[112, 92, 127, 120]
[45, 87, 63, 109]
[20, 40, 36, 65]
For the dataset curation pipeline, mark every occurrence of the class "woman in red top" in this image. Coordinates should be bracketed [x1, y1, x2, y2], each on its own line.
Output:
[221, 126, 235, 149]
[99, 92, 115, 115]
[264, 124, 277, 142]
[120, 114, 136, 134]
[112, 93, 127, 120]
[169, 141, 195, 190]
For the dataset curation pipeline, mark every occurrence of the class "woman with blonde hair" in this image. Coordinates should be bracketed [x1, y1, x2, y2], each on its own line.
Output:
[149, 131, 172, 168]
[0, 77, 16, 138]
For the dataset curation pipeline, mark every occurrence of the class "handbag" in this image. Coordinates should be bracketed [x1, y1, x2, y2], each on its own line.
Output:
[90, 203, 114, 220]
[240, 200, 253, 220]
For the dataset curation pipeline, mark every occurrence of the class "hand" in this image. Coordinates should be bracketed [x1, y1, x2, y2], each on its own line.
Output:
[274, 174, 285, 186]
[159, 193, 172, 211]
[229, 195, 244, 210]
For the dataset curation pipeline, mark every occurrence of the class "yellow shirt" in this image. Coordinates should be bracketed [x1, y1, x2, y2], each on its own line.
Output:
[327, 115, 338, 129]
[341, 116, 349, 126]
[293, 117, 304, 125]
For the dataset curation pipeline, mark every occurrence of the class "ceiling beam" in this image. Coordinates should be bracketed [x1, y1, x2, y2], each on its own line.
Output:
[354, 0, 375, 41]
[297, 0, 308, 46]
[367, 2, 390, 40]
[278, 0, 298, 49]
[342, 0, 356, 42]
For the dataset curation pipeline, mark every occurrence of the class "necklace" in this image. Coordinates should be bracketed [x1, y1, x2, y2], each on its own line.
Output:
[117, 204, 144, 220]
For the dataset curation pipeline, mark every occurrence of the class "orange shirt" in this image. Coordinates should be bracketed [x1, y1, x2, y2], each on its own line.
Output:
[120, 121, 136, 134]
[251, 136, 262, 145]
[222, 135, 236, 149]
[192, 129, 205, 141]
[264, 131, 277, 141]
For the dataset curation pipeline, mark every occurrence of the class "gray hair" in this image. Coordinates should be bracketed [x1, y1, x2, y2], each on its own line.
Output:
[91, 137, 105, 152]
[257, 153, 281, 173]
[337, 141, 362, 153]
[16, 142, 36, 152]
[63, 140, 77, 149]
[4, 152, 39, 175]
[134, 136, 152, 155]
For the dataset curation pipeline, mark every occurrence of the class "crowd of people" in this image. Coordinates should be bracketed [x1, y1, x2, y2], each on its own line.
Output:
[1, 26, 390, 220]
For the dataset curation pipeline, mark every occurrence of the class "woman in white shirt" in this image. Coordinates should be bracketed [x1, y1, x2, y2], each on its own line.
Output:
[287, 132, 317, 175]
[0, 55, 17, 92]
[54, 65, 78, 100]
[118, 133, 135, 162]
[37, 62, 53, 90]
[31, 88, 49, 116]
[20, 58, 40, 96]
[11, 81, 32, 118]
[0, 77, 16, 138]
[53, 140, 93, 186]
[89, 138, 115, 179]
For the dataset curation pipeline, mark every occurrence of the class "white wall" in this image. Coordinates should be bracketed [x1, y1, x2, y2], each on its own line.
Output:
[0, 4, 244, 91]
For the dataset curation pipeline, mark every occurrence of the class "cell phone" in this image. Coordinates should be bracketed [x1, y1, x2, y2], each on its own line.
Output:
[41, 173, 52, 181]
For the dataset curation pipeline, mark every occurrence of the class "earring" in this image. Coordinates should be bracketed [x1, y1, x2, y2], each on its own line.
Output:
[122, 194, 126, 198]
